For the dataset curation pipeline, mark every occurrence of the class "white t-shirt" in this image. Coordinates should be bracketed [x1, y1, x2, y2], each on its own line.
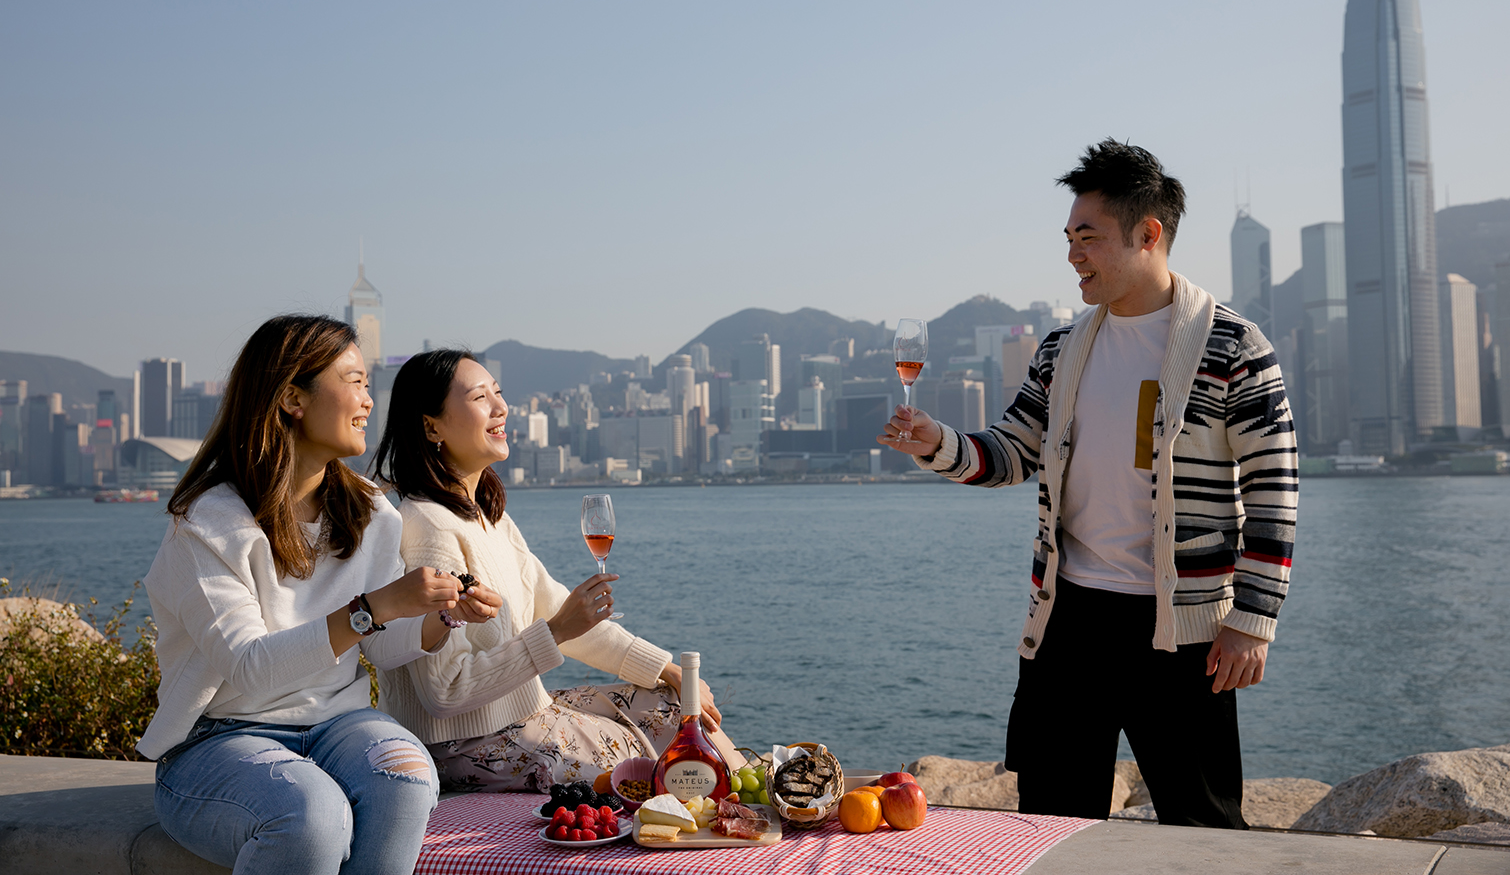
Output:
[1058, 305, 1171, 595]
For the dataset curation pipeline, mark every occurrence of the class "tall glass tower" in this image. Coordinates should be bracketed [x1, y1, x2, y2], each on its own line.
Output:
[1341, 0, 1441, 455]
[1230, 210, 1272, 335]
[345, 245, 384, 369]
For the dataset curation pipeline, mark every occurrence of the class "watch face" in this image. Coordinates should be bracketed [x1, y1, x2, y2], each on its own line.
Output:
[350, 609, 374, 634]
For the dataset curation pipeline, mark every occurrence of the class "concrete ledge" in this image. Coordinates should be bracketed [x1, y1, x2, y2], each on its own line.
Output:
[0, 754, 226, 874]
[1024, 819, 1508, 875]
[4, 753, 1507, 875]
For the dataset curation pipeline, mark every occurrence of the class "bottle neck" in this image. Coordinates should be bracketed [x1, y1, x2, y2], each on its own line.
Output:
[681, 663, 700, 717]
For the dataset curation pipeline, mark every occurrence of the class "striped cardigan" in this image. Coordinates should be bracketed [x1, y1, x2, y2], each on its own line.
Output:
[921, 272, 1297, 658]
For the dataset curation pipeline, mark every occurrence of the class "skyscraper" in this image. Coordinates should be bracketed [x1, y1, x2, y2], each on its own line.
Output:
[345, 248, 384, 369]
[797, 355, 842, 428]
[140, 358, 184, 438]
[736, 335, 778, 401]
[1444, 274, 1482, 431]
[1496, 260, 1510, 439]
[1300, 222, 1351, 453]
[1230, 210, 1272, 334]
[1341, 0, 1442, 454]
[0, 380, 27, 475]
[25, 394, 61, 486]
[667, 354, 697, 461]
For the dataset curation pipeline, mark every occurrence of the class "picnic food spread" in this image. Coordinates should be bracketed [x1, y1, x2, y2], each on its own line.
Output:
[532, 654, 932, 853]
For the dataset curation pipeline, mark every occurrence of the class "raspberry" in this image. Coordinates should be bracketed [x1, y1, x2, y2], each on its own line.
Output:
[549, 825, 569, 841]
[602, 818, 619, 836]
[570, 828, 587, 842]
[575, 803, 596, 820]
[599, 805, 615, 822]
[556, 809, 576, 828]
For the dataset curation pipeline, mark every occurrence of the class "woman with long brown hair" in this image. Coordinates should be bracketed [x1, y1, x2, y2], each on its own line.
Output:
[371, 349, 741, 793]
[136, 315, 498, 874]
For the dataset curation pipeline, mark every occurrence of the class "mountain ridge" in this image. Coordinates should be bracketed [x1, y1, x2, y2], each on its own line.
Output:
[0, 351, 134, 415]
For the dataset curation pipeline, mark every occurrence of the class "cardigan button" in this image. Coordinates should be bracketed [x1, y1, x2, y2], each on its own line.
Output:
[1022, 637, 1036, 649]
[1037, 590, 1051, 601]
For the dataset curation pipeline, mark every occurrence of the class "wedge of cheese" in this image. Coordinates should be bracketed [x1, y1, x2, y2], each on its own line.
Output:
[638, 794, 698, 832]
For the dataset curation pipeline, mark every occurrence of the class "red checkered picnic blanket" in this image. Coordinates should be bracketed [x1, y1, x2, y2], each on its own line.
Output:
[415, 793, 1095, 875]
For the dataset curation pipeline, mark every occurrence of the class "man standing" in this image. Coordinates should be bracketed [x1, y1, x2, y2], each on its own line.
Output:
[882, 139, 1296, 828]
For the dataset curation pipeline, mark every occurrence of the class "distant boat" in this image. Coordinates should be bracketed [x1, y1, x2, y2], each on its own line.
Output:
[94, 488, 160, 503]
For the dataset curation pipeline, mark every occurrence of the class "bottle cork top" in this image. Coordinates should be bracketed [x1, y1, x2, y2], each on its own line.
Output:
[680, 651, 700, 670]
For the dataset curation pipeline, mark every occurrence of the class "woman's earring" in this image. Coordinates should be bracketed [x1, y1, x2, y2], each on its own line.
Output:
[294, 410, 303, 420]
[435, 440, 443, 452]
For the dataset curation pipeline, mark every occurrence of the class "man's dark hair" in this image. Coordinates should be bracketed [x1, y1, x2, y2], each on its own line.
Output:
[1057, 138, 1186, 252]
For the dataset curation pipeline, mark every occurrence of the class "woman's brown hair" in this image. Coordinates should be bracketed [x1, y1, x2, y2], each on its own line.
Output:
[168, 314, 380, 578]
[373, 348, 506, 525]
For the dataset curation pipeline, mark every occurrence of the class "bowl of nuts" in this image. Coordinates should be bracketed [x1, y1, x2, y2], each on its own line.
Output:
[609, 757, 656, 813]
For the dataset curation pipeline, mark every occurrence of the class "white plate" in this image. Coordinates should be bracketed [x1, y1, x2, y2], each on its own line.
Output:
[538, 818, 632, 847]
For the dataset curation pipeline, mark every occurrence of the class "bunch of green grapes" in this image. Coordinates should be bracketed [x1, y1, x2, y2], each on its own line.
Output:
[727, 764, 770, 806]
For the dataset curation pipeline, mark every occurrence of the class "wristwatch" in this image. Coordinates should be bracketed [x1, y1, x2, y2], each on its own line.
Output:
[347, 594, 385, 636]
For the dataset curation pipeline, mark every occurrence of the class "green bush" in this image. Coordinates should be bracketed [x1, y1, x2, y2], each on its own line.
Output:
[0, 578, 159, 760]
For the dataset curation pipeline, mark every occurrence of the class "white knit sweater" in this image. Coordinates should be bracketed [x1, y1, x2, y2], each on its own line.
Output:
[136, 482, 431, 760]
[378, 497, 672, 745]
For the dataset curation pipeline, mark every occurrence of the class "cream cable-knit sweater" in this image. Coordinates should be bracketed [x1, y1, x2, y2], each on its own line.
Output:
[378, 496, 673, 745]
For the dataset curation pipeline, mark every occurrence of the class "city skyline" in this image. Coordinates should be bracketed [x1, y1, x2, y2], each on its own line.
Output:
[3, 2, 1509, 382]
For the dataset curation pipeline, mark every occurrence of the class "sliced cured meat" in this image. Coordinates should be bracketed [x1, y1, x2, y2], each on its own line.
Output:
[717, 794, 762, 820]
[711, 816, 768, 840]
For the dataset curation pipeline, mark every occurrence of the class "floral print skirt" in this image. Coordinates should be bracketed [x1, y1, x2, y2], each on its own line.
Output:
[428, 682, 683, 793]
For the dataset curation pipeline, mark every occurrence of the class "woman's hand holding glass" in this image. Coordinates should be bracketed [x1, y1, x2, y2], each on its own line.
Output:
[546, 573, 618, 645]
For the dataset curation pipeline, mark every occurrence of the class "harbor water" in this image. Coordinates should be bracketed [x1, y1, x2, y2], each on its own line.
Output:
[2, 476, 1508, 785]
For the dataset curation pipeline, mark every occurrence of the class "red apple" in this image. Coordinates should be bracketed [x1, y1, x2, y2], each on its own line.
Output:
[880, 782, 927, 830]
[878, 771, 918, 788]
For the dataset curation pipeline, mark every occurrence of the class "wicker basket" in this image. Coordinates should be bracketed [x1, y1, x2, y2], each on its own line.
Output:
[766, 742, 844, 829]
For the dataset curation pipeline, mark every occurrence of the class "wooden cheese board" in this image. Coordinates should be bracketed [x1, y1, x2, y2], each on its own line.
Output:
[632, 803, 782, 849]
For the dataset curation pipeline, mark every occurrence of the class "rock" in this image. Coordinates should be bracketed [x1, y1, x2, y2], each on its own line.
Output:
[902, 755, 1323, 828]
[1242, 777, 1333, 829]
[905, 757, 1149, 813]
[0, 598, 106, 645]
[1103, 777, 1332, 827]
[1426, 822, 1510, 845]
[1113, 760, 1149, 810]
[1293, 746, 1510, 838]
[906, 756, 1018, 810]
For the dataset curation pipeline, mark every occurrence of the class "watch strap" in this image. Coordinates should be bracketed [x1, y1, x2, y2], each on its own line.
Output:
[358, 593, 386, 631]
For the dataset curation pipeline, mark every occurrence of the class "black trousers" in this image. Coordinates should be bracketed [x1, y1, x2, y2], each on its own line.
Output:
[1005, 580, 1248, 829]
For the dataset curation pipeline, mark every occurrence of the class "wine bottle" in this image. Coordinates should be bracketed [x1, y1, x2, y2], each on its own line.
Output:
[652, 652, 731, 801]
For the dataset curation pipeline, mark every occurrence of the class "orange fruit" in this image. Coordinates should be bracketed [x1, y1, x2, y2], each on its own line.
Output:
[856, 785, 886, 799]
[838, 789, 883, 834]
[592, 771, 614, 795]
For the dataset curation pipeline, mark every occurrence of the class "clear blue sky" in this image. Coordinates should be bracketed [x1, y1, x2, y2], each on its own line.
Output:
[3, 1, 1507, 380]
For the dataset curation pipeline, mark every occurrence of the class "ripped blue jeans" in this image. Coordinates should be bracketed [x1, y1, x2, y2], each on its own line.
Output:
[154, 708, 438, 875]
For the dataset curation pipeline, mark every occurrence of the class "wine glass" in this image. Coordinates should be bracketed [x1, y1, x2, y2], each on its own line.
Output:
[893, 318, 928, 441]
[581, 494, 622, 620]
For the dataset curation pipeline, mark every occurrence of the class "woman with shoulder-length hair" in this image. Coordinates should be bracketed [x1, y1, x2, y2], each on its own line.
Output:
[372, 349, 741, 792]
[137, 314, 498, 874]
